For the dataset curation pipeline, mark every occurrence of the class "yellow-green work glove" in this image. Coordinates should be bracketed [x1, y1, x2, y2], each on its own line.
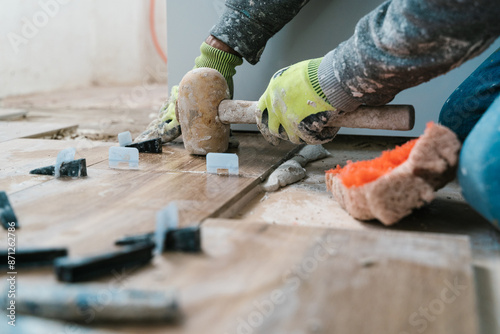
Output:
[135, 43, 242, 143]
[257, 58, 340, 145]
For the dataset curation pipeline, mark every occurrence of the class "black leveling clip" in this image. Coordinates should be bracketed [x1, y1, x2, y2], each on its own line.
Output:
[126, 138, 162, 153]
[30, 158, 87, 177]
[0, 191, 18, 229]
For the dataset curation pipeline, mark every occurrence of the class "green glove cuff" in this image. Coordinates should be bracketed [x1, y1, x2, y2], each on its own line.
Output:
[307, 58, 330, 105]
[194, 42, 243, 98]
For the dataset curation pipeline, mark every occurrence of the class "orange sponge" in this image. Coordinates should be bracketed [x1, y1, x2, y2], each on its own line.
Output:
[326, 122, 461, 225]
[327, 138, 418, 188]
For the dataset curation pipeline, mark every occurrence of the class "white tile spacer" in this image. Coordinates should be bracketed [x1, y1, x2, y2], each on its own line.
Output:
[108, 147, 139, 169]
[55, 147, 76, 178]
[155, 202, 179, 254]
[206, 153, 239, 175]
[118, 131, 133, 147]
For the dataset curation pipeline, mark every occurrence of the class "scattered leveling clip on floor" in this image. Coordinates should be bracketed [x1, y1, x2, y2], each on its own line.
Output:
[30, 159, 87, 177]
[1, 247, 67, 268]
[110, 131, 165, 169]
[0, 191, 18, 229]
[118, 131, 162, 153]
[54, 242, 155, 282]
[115, 202, 201, 253]
[30, 147, 87, 177]
[154, 203, 201, 253]
[114, 227, 201, 253]
[54, 203, 200, 282]
[126, 138, 162, 153]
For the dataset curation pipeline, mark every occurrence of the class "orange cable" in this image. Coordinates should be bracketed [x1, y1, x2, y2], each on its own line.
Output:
[149, 0, 167, 64]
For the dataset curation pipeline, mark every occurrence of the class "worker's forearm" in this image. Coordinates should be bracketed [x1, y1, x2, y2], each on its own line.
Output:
[210, 0, 309, 65]
[318, 0, 500, 112]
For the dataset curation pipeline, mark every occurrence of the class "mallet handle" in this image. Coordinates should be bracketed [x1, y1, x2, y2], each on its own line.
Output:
[219, 100, 259, 124]
[218, 100, 415, 131]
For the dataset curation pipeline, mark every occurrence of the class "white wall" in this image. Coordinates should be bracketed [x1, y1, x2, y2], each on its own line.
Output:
[0, 0, 167, 99]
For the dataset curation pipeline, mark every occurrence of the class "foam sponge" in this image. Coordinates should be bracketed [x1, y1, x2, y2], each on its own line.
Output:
[326, 123, 461, 225]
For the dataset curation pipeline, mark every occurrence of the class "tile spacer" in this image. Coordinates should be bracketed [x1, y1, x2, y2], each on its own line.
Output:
[118, 131, 133, 147]
[206, 153, 239, 175]
[109, 147, 139, 169]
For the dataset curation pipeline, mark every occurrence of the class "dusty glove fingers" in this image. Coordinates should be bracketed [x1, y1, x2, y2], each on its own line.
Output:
[157, 86, 181, 141]
[297, 110, 341, 144]
[258, 107, 337, 146]
[159, 86, 178, 120]
[257, 109, 337, 146]
[256, 88, 293, 145]
[135, 86, 181, 143]
[256, 108, 282, 146]
[134, 117, 162, 143]
[135, 117, 181, 143]
[156, 121, 181, 143]
[257, 58, 339, 146]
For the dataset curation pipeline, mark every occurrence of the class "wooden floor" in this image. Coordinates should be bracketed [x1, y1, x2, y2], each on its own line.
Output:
[0, 86, 499, 334]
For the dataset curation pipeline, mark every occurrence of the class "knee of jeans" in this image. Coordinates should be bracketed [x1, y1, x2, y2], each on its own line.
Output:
[439, 89, 499, 142]
[459, 145, 500, 229]
[458, 98, 500, 229]
[439, 97, 469, 142]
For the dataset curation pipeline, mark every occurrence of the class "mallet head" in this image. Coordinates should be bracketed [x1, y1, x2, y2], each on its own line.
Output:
[177, 68, 230, 155]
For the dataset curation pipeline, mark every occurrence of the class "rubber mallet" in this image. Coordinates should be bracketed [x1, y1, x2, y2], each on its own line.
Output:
[177, 68, 415, 155]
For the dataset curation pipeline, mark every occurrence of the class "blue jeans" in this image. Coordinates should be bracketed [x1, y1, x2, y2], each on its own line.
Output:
[439, 48, 500, 230]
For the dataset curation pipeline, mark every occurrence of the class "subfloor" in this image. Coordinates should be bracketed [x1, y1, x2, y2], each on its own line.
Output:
[0, 85, 499, 334]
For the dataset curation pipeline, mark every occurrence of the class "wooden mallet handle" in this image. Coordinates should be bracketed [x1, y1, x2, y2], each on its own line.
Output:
[218, 100, 415, 131]
[178, 68, 415, 156]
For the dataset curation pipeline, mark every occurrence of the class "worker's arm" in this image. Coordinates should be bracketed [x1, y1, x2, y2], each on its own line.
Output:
[258, 0, 500, 145]
[210, 0, 309, 65]
[319, 0, 500, 112]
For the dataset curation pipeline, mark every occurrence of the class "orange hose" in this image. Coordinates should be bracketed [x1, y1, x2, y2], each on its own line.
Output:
[149, 0, 167, 64]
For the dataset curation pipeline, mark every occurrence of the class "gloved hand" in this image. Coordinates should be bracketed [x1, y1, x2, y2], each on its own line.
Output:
[135, 42, 243, 143]
[257, 58, 341, 145]
[134, 85, 181, 143]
